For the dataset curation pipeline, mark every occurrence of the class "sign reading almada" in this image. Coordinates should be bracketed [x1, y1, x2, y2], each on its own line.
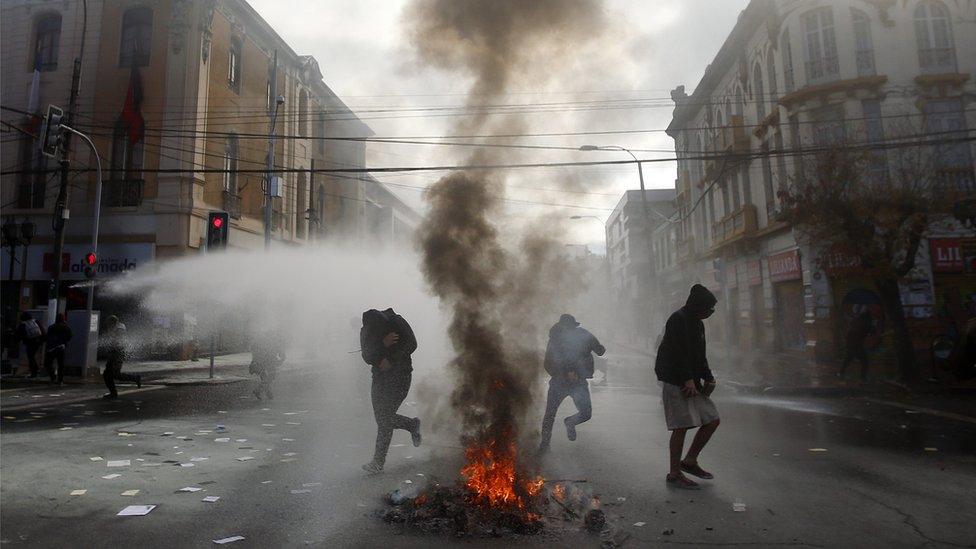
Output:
[0, 243, 154, 281]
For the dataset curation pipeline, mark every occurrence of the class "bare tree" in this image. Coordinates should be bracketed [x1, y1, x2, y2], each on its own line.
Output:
[779, 127, 972, 382]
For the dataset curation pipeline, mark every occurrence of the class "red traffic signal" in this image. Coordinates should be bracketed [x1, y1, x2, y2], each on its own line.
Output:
[85, 252, 97, 266]
[211, 216, 224, 229]
[206, 211, 229, 251]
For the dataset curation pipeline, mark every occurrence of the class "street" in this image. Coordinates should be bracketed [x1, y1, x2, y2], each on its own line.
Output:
[2, 352, 974, 548]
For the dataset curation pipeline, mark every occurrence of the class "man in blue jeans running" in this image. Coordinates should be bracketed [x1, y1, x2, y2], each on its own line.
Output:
[539, 314, 606, 453]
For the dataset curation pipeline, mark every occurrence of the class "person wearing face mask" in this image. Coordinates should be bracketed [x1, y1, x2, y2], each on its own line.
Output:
[655, 284, 720, 490]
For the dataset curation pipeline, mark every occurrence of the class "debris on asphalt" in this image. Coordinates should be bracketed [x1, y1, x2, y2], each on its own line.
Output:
[58, 427, 73, 431]
[117, 505, 156, 516]
[262, 424, 276, 427]
[808, 448, 828, 452]
[202, 496, 220, 503]
[215, 438, 230, 442]
[121, 490, 140, 497]
[236, 456, 254, 462]
[179, 487, 203, 493]
[584, 509, 606, 532]
[235, 439, 247, 443]
[616, 497, 626, 502]
[283, 452, 297, 457]
[633, 522, 645, 527]
[282, 438, 295, 442]
[281, 458, 298, 463]
[212, 535, 245, 544]
[732, 499, 746, 512]
[90, 457, 103, 462]
[190, 457, 209, 462]
[285, 422, 301, 426]
[180, 463, 195, 467]
[662, 528, 674, 535]
[70, 490, 87, 496]
[161, 432, 174, 436]
[302, 483, 321, 487]
[118, 432, 135, 437]
[924, 447, 938, 452]
[107, 460, 130, 467]
[290, 489, 311, 494]
[102, 474, 122, 480]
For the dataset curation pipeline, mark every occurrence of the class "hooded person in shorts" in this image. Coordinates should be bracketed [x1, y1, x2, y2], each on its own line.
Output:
[655, 284, 720, 489]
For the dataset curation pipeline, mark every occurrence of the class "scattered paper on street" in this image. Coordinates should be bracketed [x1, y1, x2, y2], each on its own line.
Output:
[213, 536, 245, 544]
[90, 457, 103, 462]
[808, 448, 828, 452]
[70, 490, 87, 496]
[236, 456, 255, 461]
[179, 487, 203, 493]
[117, 505, 156, 516]
[290, 489, 311, 494]
[190, 457, 209, 462]
[302, 482, 321, 487]
[180, 463, 195, 468]
[102, 474, 122, 480]
[202, 496, 220, 503]
[924, 447, 938, 452]
[107, 460, 130, 467]
[633, 522, 646, 527]
[121, 490, 140, 497]
[215, 438, 230, 442]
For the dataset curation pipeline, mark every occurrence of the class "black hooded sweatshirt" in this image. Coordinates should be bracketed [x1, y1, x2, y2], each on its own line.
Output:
[655, 285, 717, 388]
[544, 320, 606, 379]
[360, 308, 417, 377]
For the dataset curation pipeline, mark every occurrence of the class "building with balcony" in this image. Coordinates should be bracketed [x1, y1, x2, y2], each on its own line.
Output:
[665, 0, 975, 367]
[0, 0, 417, 355]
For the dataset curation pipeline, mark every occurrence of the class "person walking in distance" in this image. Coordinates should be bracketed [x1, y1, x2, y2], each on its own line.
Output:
[839, 306, 873, 382]
[655, 285, 720, 490]
[102, 315, 140, 399]
[360, 308, 421, 474]
[16, 312, 45, 378]
[44, 314, 73, 385]
[539, 314, 606, 452]
[250, 330, 285, 400]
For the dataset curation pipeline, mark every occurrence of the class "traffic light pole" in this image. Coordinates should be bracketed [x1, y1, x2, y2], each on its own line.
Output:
[57, 125, 103, 314]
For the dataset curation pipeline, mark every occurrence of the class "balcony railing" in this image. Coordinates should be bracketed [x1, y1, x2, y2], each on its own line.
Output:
[711, 204, 758, 249]
[103, 179, 144, 208]
[222, 191, 242, 219]
[805, 55, 840, 85]
[919, 48, 956, 74]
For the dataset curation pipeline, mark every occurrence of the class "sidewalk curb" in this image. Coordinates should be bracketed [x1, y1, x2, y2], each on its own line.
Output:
[1, 386, 164, 413]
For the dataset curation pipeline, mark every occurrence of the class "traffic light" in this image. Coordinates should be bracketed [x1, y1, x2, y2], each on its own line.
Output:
[84, 251, 97, 279]
[42, 105, 65, 158]
[206, 211, 229, 251]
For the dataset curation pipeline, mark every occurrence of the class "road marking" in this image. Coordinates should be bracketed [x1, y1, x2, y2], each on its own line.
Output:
[862, 397, 976, 425]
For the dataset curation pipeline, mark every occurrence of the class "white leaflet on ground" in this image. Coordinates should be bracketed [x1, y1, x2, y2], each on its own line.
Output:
[107, 460, 130, 467]
[117, 505, 155, 516]
[213, 536, 244, 544]
[102, 474, 121, 480]
[202, 496, 220, 503]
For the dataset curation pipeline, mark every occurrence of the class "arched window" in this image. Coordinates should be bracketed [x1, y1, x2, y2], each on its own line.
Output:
[33, 13, 61, 71]
[734, 87, 744, 117]
[766, 52, 778, 97]
[781, 29, 796, 92]
[753, 64, 766, 120]
[298, 90, 309, 137]
[119, 6, 152, 67]
[223, 134, 239, 195]
[915, 1, 956, 73]
[802, 7, 839, 84]
[852, 9, 875, 76]
[228, 36, 242, 92]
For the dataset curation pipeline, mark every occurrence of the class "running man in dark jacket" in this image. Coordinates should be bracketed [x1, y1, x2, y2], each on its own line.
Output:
[101, 315, 141, 399]
[839, 307, 873, 381]
[655, 284, 720, 490]
[45, 314, 73, 385]
[360, 308, 421, 474]
[539, 314, 606, 452]
[16, 312, 44, 378]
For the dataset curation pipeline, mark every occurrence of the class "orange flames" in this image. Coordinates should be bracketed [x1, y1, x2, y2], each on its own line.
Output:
[461, 436, 544, 514]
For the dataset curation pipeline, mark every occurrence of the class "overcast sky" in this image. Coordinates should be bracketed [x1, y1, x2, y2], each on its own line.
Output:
[247, 0, 750, 252]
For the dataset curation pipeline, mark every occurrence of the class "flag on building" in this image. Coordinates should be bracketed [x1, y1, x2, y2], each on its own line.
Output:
[120, 65, 145, 144]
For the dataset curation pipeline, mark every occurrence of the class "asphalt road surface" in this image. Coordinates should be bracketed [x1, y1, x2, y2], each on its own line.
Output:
[2, 356, 975, 548]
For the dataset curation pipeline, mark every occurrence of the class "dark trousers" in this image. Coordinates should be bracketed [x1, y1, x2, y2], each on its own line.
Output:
[840, 348, 869, 380]
[371, 371, 414, 466]
[540, 376, 592, 447]
[44, 347, 66, 383]
[103, 356, 138, 396]
[24, 341, 41, 377]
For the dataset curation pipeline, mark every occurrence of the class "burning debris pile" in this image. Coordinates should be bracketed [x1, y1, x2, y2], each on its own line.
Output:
[381, 478, 608, 537]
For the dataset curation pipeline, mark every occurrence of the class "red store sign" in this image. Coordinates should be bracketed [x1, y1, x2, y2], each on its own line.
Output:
[768, 250, 801, 282]
[930, 238, 965, 273]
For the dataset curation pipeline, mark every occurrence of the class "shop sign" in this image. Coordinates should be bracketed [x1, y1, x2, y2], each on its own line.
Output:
[1, 243, 154, 281]
[822, 248, 863, 276]
[930, 238, 975, 273]
[768, 249, 801, 282]
[747, 260, 762, 286]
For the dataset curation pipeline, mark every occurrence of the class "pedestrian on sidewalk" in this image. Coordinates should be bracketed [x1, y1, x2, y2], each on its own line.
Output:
[539, 314, 606, 453]
[840, 306, 873, 382]
[102, 315, 140, 399]
[655, 284, 720, 490]
[15, 312, 44, 378]
[44, 314, 73, 385]
[359, 308, 421, 475]
[250, 331, 285, 400]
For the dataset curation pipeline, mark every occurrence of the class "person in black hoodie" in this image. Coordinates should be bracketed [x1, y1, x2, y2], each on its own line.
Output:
[539, 314, 606, 452]
[655, 284, 720, 490]
[360, 308, 421, 474]
[45, 314, 73, 385]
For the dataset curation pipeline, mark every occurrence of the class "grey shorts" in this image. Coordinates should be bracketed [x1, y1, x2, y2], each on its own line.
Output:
[662, 383, 720, 430]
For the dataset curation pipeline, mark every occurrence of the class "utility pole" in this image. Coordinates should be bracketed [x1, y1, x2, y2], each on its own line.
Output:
[265, 51, 283, 250]
[48, 1, 88, 326]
